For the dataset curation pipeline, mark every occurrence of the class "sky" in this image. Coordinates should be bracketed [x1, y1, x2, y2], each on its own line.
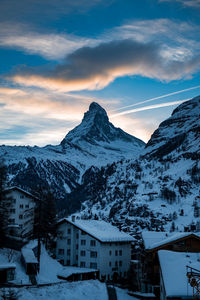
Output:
[0, 0, 200, 146]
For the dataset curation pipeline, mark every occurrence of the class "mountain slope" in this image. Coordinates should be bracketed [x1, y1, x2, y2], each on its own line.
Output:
[76, 96, 200, 233]
[0, 102, 145, 208]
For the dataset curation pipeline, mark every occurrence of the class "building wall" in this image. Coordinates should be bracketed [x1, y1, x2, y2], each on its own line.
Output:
[56, 221, 132, 279]
[6, 189, 35, 237]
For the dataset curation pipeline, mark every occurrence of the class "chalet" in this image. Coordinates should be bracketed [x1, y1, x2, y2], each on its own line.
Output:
[140, 231, 200, 296]
[4, 186, 36, 239]
[158, 250, 200, 300]
[56, 217, 134, 281]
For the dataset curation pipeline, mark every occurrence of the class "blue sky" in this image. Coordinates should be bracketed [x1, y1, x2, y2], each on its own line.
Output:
[0, 0, 200, 145]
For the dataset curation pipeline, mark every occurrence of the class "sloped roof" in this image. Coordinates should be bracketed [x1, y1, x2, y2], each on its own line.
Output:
[21, 248, 38, 264]
[58, 218, 134, 243]
[158, 250, 200, 297]
[142, 231, 200, 251]
[5, 186, 38, 200]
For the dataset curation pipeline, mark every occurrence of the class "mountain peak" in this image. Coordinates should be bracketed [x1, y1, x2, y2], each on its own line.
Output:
[61, 102, 145, 148]
[89, 102, 106, 113]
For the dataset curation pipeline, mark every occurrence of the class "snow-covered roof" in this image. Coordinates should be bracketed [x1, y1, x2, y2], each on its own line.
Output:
[158, 250, 200, 297]
[5, 186, 38, 200]
[57, 266, 97, 279]
[0, 263, 16, 270]
[58, 218, 134, 243]
[142, 231, 200, 250]
[21, 248, 38, 264]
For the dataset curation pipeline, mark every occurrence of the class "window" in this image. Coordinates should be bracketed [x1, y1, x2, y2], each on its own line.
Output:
[19, 204, 23, 209]
[58, 249, 64, 255]
[81, 240, 86, 246]
[119, 250, 122, 256]
[115, 250, 118, 256]
[80, 250, 86, 256]
[109, 250, 112, 256]
[25, 204, 29, 208]
[81, 231, 86, 235]
[10, 209, 15, 213]
[76, 255, 78, 261]
[20, 195, 24, 199]
[90, 262, 97, 269]
[109, 262, 112, 267]
[76, 233, 79, 239]
[115, 261, 118, 267]
[90, 251, 97, 258]
[90, 240, 96, 246]
[119, 261, 122, 267]
[80, 261, 86, 267]
[68, 228, 71, 234]
[67, 238, 71, 245]
[76, 244, 79, 250]
[19, 214, 23, 219]
[67, 260, 70, 266]
[8, 218, 15, 224]
[67, 249, 71, 256]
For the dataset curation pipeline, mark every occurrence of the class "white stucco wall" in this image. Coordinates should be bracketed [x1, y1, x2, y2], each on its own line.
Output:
[6, 189, 35, 236]
[56, 220, 132, 280]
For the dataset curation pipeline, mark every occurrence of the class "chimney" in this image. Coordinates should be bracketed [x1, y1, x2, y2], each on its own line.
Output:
[71, 215, 75, 222]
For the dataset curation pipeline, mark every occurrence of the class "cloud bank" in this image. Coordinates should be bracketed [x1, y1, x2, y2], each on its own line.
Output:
[9, 39, 200, 92]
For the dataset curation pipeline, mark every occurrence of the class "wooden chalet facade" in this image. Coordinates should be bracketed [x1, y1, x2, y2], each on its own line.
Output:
[140, 232, 200, 296]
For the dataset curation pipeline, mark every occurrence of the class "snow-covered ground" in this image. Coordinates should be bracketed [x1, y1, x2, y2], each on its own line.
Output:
[0, 280, 108, 300]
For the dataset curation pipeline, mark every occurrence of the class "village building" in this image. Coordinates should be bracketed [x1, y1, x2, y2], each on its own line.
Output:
[56, 217, 134, 281]
[140, 231, 200, 296]
[4, 186, 36, 239]
[158, 250, 200, 300]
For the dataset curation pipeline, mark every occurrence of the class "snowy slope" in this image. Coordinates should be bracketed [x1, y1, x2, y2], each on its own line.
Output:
[76, 96, 200, 234]
[0, 102, 145, 207]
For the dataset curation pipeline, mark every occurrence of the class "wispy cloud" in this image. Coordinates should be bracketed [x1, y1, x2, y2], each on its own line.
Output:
[110, 99, 188, 118]
[0, 86, 119, 145]
[111, 85, 200, 112]
[159, 0, 200, 8]
[0, 23, 96, 60]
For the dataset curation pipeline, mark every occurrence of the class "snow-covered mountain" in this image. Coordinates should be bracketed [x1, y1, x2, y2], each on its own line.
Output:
[0, 102, 145, 209]
[76, 96, 200, 233]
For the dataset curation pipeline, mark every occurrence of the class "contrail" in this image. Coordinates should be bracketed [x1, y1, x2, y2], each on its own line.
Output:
[111, 85, 200, 112]
[110, 99, 189, 118]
